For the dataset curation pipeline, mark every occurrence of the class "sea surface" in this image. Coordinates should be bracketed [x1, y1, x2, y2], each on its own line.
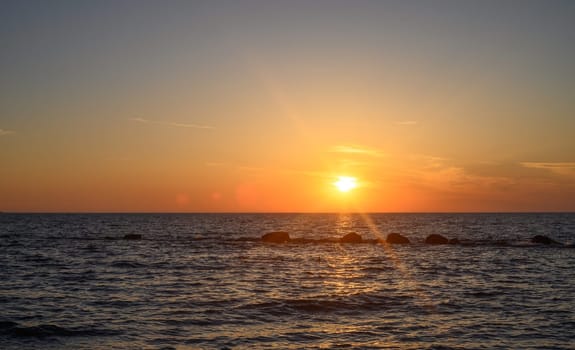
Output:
[1, 213, 574, 349]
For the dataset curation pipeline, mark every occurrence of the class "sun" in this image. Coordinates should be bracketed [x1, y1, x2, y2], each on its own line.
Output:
[333, 176, 358, 193]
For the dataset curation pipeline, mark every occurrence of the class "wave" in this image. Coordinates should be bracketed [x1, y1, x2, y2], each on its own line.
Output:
[236, 293, 415, 316]
[110, 260, 147, 269]
[0, 320, 121, 338]
[249, 237, 575, 248]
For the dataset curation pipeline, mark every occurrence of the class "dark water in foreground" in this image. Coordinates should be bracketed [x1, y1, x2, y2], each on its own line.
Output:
[1, 213, 574, 349]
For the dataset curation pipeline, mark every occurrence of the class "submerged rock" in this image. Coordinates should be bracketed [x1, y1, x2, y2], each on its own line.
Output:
[386, 233, 410, 244]
[531, 235, 559, 245]
[261, 231, 291, 243]
[340, 232, 363, 243]
[123, 234, 142, 240]
[448, 238, 460, 245]
[425, 234, 449, 245]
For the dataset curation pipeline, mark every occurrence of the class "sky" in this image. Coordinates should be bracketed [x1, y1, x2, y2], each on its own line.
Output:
[1, 0, 574, 212]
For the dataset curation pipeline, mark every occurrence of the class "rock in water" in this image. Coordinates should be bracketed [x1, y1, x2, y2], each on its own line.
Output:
[425, 234, 449, 245]
[123, 234, 142, 240]
[531, 235, 558, 245]
[261, 231, 291, 243]
[386, 233, 410, 244]
[340, 232, 363, 243]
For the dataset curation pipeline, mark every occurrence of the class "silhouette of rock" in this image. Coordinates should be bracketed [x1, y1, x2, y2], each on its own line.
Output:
[386, 233, 410, 244]
[448, 238, 460, 245]
[425, 234, 449, 245]
[531, 235, 558, 245]
[262, 231, 290, 243]
[123, 234, 142, 240]
[340, 232, 363, 243]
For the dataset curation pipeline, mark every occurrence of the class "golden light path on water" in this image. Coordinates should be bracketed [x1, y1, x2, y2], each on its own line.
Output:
[342, 211, 436, 310]
[248, 53, 445, 311]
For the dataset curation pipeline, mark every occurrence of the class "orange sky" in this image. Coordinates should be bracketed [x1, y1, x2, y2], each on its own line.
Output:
[1, 1, 574, 212]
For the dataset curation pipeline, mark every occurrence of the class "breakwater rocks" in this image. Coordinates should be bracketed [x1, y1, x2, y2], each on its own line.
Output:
[425, 234, 448, 244]
[386, 233, 410, 244]
[261, 231, 291, 243]
[259, 232, 416, 244]
[259, 232, 566, 247]
[340, 232, 363, 243]
[531, 235, 559, 245]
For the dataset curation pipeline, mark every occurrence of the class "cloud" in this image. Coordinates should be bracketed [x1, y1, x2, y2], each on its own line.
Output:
[410, 154, 450, 166]
[521, 162, 575, 170]
[130, 117, 214, 130]
[402, 155, 517, 192]
[0, 129, 15, 136]
[395, 120, 418, 126]
[330, 145, 385, 157]
[520, 162, 575, 177]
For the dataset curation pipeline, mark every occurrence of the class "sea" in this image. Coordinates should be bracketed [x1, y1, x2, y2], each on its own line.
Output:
[1, 213, 574, 349]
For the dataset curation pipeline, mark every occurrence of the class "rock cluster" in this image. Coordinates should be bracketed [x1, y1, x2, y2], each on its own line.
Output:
[258, 231, 563, 247]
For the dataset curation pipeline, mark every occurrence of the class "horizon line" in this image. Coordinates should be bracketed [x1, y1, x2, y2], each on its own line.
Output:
[2, 211, 574, 215]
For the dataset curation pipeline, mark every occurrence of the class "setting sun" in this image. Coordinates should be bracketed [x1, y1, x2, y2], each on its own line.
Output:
[334, 176, 358, 193]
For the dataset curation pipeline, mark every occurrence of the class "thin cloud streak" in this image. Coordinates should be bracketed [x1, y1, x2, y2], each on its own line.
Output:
[130, 117, 214, 130]
[0, 129, 15, 136]
[521, 162, 575, 177]
[521, 162, 575, 170]
[330, 145, 385, 157]
[395, 120, 418, 125]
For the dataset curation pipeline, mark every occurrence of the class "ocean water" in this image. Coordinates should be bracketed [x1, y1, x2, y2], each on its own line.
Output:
[1, 213, 574, 349]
